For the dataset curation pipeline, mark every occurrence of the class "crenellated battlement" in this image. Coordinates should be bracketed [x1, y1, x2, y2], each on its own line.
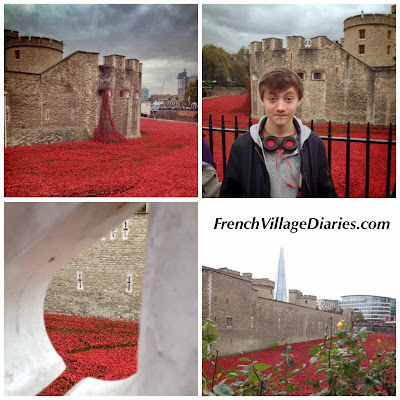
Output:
[126, 58, 141, 71]
[103, 54, 126, 69]
[250, 36, 328, 54]
[5, 30, 63, 53]
[344, 13, 395, 30]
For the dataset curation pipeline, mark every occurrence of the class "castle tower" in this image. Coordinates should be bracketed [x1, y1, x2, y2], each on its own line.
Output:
[274, 247, 287, 302]
[5, 30, 64, 73]
[342, 7, 396, 67]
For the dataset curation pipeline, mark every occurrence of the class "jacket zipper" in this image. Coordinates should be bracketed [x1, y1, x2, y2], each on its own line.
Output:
[254, 145, 271, 197]
[300, 149, 309, 194]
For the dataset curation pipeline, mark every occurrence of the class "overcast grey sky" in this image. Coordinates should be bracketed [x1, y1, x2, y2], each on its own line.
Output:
[203, 4, 392, 53]
[4, 4, 198, 95]
[200, 200, 398, 301]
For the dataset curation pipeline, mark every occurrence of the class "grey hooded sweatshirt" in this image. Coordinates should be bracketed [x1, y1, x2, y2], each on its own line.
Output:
[249, 115, 311, 197]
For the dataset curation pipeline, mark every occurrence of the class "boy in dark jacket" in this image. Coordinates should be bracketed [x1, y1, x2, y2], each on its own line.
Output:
[219, 68, 337, 198]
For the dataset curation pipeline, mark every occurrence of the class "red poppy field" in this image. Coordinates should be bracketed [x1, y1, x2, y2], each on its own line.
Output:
[203, 333, 396, 396]
[203, 95, 396, 197]
[4, 118, 197, 197]
[39, 313, 139, 396]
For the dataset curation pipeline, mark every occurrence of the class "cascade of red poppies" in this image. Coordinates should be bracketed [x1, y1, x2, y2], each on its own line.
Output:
[91, 92, 127, 143]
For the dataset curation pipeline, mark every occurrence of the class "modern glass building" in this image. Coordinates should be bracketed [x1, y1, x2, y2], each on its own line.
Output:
[339, 295, 394, 322]
[177, 69, 188, 97]
[141, 88, 150, 101]
[390, 298, 396, 318]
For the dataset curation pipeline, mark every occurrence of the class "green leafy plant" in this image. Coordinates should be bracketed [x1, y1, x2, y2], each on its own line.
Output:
[202, 319, 304, 396]
[223, 340, 305, 396]
[202, 318, 225, 395]
[202, 319, 395, 396]
[307, 321, 396, 396]
[363, 337, 396, 395]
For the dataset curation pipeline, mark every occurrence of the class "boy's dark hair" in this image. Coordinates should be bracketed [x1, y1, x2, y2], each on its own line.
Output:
[259, 68, 304, 100]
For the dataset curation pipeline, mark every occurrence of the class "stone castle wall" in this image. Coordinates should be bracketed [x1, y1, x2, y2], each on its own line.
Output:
[249, 9, 396, 125]
[44, 213, 148, 320]
[289, 289, 317, 309]
[155, 109, 198, 122]
[99, 56, 142, 138]
[5, 30, 63, 73]
[202, 87, 248, 98]
[4, 30, 142, 147]
[203, 267, 347, 357]
[342, 13, 395, 67]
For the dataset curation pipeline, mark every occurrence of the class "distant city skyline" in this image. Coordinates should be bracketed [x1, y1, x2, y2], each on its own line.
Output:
[4, 4, 198, 95]
[200, 202, 397, 300]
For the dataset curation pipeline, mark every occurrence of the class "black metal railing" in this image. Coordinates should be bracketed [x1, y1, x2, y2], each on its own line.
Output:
[202, 115, 396, 198]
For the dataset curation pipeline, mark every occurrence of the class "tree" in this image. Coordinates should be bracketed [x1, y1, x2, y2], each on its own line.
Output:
[202, 44, 230, 86]
[229, 46, 250, 87]
[354, 311, 365, 323]
[202, 44, 249, 87]
[185, 79, 198, 103]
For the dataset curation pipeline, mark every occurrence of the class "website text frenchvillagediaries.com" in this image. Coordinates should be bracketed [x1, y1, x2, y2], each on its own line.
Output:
[213, 217, 390, 234]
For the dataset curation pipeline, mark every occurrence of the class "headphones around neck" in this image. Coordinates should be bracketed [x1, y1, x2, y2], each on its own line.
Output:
[262, 135, 298, 152]
[259, 130, 301, 191]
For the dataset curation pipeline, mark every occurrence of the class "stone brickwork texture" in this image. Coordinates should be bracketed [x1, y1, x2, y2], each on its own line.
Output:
[155, 110, 198, 122]
[203, 267, 348, 357]
[342, 12, 396, 67]
[249, 8, 395, 125]
[44, 213, 147, 320]
[289, 289, 317, 309]
[5, 30, 63, 74]
[5, 30, 142, 147]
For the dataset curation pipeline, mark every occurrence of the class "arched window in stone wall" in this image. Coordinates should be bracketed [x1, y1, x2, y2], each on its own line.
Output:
[311, 70, 326, 81]
[77, 271, 83, 290]
[126, 274, 133, 293]
[122, 220, 130, 240]
[295, 70, 306, 81]
[120, 89, 129, 99]
[98, 88, 111, 97]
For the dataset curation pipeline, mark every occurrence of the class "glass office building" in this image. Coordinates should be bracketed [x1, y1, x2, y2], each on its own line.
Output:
[141, 88, 150, 101]
[340, 295, 394, 321]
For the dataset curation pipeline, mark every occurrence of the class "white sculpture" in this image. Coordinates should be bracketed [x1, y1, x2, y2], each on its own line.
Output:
[5, 202, 198, 396]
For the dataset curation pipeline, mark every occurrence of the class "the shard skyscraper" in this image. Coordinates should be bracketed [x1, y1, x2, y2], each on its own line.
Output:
[274, 247, 288, 302]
